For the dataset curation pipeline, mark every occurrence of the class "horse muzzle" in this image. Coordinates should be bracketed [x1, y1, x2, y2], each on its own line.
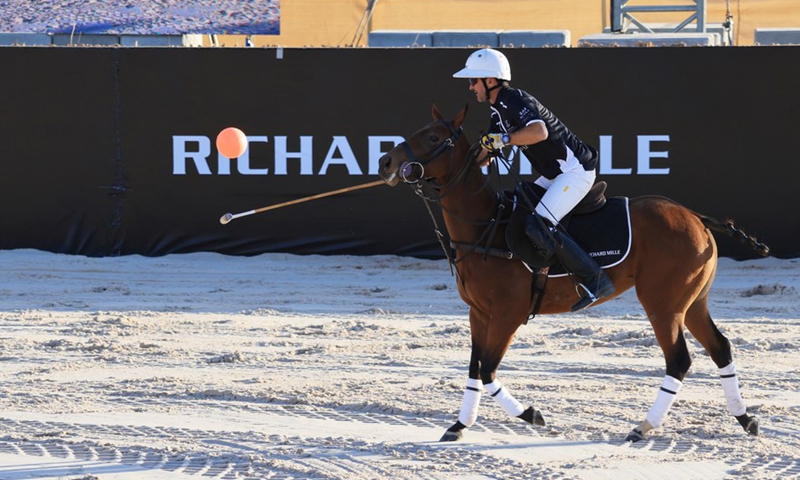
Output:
[378, 153, 402, 186]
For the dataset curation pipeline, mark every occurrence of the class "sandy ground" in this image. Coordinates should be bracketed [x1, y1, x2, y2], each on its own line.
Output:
[0, 249, 798, 479]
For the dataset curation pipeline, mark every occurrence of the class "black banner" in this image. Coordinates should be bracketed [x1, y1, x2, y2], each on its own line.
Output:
[0, 47, 798, 258]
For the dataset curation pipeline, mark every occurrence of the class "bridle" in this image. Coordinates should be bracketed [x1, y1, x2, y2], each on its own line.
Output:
[398, 119, 463, 184]
[396, 119, 509, 274]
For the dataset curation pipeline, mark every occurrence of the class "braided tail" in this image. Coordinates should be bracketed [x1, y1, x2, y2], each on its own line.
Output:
[698, 215, 770, 257]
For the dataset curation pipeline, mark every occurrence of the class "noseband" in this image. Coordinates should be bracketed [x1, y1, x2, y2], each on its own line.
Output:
[399, 119, 463, 183]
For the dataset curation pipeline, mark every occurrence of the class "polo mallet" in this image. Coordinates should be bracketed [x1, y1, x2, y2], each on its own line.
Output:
[219, 180, 385, 225]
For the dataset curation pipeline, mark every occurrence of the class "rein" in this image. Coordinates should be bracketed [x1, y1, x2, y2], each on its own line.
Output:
[397, 116, 548, 321]
[399, 119, 462, 275]
[400, 120, 510, 274]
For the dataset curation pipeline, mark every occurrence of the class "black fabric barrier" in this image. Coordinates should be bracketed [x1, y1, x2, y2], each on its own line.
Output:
[0, 47, 798, 258]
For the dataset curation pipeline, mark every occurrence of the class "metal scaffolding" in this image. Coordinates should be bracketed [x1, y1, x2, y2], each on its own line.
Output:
[609, 0, 706, 33]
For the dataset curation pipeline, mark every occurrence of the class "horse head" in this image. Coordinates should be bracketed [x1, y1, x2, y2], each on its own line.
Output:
[379, 104, 470, 187]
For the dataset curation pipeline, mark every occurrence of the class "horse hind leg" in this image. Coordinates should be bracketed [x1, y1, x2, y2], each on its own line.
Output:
[684, 295, 759, 436]
[627, 232, 717, 443]
[626, 313, 692, 442]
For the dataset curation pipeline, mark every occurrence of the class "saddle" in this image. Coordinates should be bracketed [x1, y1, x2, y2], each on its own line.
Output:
[448, 181, 631, 321]
[504, 182, 631, 321]
[506, 181, 632, 275]
[522, 180, 608, 217]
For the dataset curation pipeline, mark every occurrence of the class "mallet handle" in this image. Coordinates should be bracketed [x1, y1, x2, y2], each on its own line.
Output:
[220, 180, 384, 225]
[253, 180, 384, 214]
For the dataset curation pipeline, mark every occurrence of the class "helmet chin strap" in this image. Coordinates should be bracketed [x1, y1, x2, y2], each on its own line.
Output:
[481, 78, 502, 102]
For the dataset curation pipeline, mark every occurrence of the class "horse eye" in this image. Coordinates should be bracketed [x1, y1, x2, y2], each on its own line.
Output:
[429, 135, 440, 142]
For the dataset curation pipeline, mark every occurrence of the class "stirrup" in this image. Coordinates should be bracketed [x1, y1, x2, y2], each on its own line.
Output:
[571, 284, 600, 312]
[570, 275, 614, 312]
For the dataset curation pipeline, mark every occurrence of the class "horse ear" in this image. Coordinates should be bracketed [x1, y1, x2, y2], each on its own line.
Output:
[452, 103, 469, 128]
[431, 103, 443, 121]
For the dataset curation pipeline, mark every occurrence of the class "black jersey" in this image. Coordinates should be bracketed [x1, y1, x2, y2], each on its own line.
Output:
[489, 85, 598, 180]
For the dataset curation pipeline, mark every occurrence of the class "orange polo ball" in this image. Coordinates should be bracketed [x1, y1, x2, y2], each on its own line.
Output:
[216, 127, 248, 158]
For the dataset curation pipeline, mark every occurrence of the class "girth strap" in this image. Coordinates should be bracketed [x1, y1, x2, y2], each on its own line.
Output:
[449, 240, 514, 260]
[448, 239, 549, 323]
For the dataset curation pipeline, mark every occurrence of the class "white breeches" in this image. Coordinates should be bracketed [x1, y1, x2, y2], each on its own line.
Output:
[534, 147, 596, 224]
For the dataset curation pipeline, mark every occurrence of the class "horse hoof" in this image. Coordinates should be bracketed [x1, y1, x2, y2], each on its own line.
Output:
[440, 430, 463, 442]
[737, 414, 759, 436]
[534, 410, 546, 427]
[518, 407, 546, 427]
[625, 428, 645, 443]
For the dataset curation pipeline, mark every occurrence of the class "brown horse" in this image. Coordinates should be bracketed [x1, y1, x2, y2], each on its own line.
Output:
[378, 105, 768, 443]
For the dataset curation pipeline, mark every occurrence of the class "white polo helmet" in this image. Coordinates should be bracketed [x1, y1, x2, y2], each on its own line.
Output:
[452, 48, 511, 81]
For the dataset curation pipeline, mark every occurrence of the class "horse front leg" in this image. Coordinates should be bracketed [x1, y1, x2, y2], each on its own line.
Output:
[441, 325, 546, 441]
[481, 359, 546, 429]
[440, 345, 546, 442]
[479, 310, 546, 428]
[440, 344, 482, 441]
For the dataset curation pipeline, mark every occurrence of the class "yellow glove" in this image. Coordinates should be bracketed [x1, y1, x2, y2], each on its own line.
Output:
[480, 133, 509, 151]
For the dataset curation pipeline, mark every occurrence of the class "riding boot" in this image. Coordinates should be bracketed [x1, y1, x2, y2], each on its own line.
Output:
[551, 230, 615, 312]
[524, 214, 556, 260]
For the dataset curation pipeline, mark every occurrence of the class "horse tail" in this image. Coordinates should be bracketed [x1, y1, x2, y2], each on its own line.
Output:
[697, 214, 770, 257]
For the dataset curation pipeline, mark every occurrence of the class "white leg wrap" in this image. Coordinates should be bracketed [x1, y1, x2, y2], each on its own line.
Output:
[457, 378, 483, 427]
[645, 375, 682, 429]
[484, 380, 525, 418]
[720, 362, 747, 416]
